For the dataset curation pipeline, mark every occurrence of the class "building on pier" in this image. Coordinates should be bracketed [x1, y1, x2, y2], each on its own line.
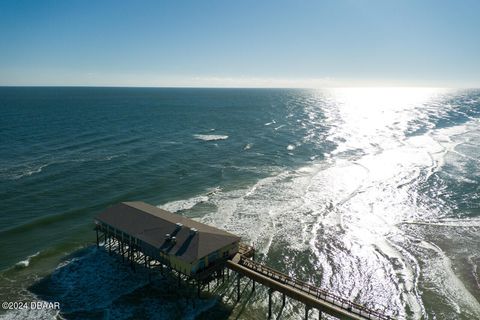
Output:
[94, 202, 391, 320]
[95, 201, 240, 278]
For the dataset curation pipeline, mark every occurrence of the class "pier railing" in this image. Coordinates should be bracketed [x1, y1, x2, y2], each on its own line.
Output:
[237, 255, 392, 320]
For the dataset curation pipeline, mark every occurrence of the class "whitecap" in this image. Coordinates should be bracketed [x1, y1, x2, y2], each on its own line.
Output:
[158, 195, 209, 213]
[193, 134, 229, 141]
[2, 163, 51, 180]
[243, 143, 252, 150]
[15, 252, 40, 268]
[287, 144, 296, 151]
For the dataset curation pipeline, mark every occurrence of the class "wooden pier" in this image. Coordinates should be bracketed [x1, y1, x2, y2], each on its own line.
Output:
[96, 234, 391, 319]
[228, 245, 392, 320]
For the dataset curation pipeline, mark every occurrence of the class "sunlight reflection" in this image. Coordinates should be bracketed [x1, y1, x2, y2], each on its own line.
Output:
[320, 87, 447, 155]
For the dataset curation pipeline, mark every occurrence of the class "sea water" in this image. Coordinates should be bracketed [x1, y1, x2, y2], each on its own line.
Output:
[0, 87, 479, 319]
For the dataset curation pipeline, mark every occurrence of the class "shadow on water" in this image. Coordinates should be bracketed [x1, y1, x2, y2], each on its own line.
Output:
[28, 246, 234, 320]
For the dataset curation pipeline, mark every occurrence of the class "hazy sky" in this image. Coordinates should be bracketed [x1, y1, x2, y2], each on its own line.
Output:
[1, 0, 479, 87]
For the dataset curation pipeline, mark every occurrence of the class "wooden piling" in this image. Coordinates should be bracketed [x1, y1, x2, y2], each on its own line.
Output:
[237, 275, 241, 301]
[268, 289, 273, 319]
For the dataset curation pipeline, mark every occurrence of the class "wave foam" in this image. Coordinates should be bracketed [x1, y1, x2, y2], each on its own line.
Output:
[193, 134, 229, 141]
[159, 195, 210, 213]
[14, 252, 40, 268]
[0, 163, 51, 181]
[158, 187, 222, 213]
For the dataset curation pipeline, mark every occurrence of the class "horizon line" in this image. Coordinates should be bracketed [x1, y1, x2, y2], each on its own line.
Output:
[0, 84, 475, 90]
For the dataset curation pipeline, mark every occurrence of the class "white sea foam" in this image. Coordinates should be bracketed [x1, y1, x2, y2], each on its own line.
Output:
[286, 144, 296, 151]
[193, 134, 229, 141]
[158, 187, 221, 213]
[0, 306, 60, 320]
[158, 195, 209, 212]
[0, 163, 51, 180]
[403, 236, 480, 318]
[1, 152, 124, 181]
[14, 252, 40, 268]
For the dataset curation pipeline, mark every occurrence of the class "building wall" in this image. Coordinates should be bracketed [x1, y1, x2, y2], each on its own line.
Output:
[192, 241, 240, 274]
[168, 254, 193, 276]
[161, 241, 239, 276]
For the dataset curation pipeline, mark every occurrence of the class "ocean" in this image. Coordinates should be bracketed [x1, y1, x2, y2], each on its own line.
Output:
[0, 87, 479, 319]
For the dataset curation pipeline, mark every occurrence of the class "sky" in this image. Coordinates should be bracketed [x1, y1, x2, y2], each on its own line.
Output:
[0, 0, 479, 88]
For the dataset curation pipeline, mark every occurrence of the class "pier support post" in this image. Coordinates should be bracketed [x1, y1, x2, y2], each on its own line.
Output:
[130, 246, 135, 272]
[318, 310, 322, 320]
[305, 305, 310, 320]
[282, 293, 285, 307]
[237, 275, 241, 302]
[268, 289, 273, 319]
[96, 229, 99, 247]
[252, 280, 255, 292]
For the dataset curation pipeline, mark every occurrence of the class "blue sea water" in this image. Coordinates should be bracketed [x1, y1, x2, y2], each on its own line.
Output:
[0, 87, 479, 319]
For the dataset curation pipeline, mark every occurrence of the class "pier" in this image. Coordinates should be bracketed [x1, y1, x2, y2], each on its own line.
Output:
[94, 202, 393, 320]
[228, 244, 391, 320]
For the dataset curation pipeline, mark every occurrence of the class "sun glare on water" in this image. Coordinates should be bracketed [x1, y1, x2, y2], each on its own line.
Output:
[318, 87, 447, 154]
[329, 87, 445, 128]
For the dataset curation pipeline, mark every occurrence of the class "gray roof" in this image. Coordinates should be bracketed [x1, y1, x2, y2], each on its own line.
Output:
[95, 201, 240, 264]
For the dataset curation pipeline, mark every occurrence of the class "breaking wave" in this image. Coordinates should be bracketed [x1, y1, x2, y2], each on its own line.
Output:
[193, 134, 229, 141]
[14, 252, 40, 269]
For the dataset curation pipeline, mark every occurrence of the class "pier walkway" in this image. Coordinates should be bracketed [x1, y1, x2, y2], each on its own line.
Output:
[227, 244, 392, 320]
